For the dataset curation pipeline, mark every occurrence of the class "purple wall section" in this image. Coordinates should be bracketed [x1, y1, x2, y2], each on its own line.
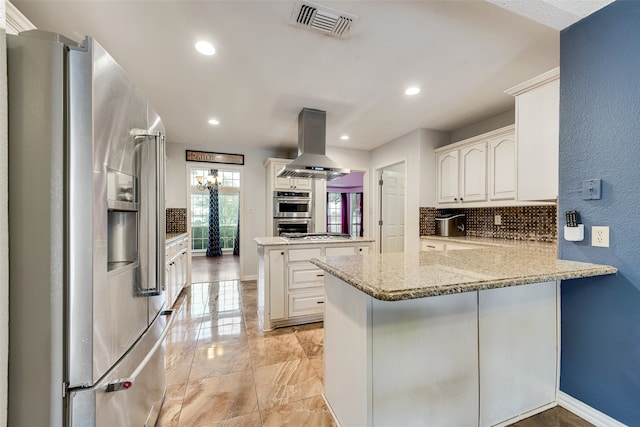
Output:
[327, 171, 364, 193]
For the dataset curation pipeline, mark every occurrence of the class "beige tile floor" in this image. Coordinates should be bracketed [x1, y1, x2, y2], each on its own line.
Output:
[156, 278, 335, 426]
[158, 257, 593, 427]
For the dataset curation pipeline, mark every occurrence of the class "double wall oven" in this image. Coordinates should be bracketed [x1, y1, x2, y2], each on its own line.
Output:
[273, 191, 313, 235]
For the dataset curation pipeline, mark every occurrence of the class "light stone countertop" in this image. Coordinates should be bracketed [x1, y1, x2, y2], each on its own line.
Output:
[310, 242, 616, 301]
[254, 236, 375, 246]
[166, 232, 188, 243]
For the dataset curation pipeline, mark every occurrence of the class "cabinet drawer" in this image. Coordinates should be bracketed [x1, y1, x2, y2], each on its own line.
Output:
[288, 248, 322, 262]
[356, 246, 369, 255]
[288, 290, 325, 317]
[325, 246, 355, 256]
[288, 263, 324, 290]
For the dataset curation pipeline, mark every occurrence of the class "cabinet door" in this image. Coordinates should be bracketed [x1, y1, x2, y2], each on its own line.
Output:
[489, 133, 516, 200]
[371, 292, 479, 426]
[436, 150, 459, 204]
[292, 178, 312, 190]
[460, 141, 487, 202]
[288, 262, 325, 290]
[325, 246, 355, 257]
[268, 250, 286, 320]
[356, 246, 369, 255]
[479, 281, 558, 426]
[165, 263, 173, 307]
[516, 79, 559, 201]
[288, 289, 325, 317]
[179, 252, 188, 288]
[273, 162, 293, 190]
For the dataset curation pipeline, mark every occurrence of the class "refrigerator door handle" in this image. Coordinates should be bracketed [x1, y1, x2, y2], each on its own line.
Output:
[132, 129, 166, 297]
[105, 309, 174, 393]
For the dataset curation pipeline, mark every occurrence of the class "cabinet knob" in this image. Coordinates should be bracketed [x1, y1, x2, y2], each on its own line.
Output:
[460, 198, 464, 201]
[454, 198, 458, 201]
[281, 251, 285, 255]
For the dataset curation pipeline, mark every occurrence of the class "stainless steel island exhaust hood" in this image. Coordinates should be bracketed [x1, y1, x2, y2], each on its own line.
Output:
[277, 108, 350, 181]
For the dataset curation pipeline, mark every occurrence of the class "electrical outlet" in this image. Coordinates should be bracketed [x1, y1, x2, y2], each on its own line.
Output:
[494, 214, 502, 225]
[592, 226, 610, 247]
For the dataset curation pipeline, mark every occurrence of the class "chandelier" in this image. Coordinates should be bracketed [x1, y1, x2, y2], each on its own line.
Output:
[196, 173, 222, 191]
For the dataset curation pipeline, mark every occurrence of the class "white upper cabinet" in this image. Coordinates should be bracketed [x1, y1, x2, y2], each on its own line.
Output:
[436, 150, 459, 204]
[488, 133, 516, 201]
[435, 126, 513, 207]
[460, 141, 487, 203]
[506, 68, 559, 201]
[270, 160, 312, 190]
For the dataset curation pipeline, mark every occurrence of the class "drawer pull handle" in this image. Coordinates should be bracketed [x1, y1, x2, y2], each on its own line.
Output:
[426, 245, 436, 249]
[316, 274, 324, 277]
[316, 301, 324, 304]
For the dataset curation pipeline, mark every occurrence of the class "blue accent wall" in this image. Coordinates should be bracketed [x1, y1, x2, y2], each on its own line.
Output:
[559, 1, 640, 424]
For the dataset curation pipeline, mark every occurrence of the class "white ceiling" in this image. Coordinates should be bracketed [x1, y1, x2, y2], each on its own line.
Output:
[10, 0, 612, 152]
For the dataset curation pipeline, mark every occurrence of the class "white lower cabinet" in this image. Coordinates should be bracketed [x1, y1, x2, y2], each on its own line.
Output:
[257, 241, 372, 330]
[268, 249, 286, 320]
[165, 234, 190, 308]
[288, 290, 325, 317]
[479, 281, 558, 426]
[324, 275, 559, 427]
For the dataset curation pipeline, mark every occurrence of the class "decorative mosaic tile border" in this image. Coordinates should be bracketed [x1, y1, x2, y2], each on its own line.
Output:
[419, 205, 557, 242]
[419, 207, 437, 236]
[166, 208, 187, 233]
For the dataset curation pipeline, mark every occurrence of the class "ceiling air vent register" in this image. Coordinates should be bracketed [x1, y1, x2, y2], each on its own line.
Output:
[290, 1, 358, 38]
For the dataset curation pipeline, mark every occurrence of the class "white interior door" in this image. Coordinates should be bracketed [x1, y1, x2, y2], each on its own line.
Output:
[379, 166, 405, 253]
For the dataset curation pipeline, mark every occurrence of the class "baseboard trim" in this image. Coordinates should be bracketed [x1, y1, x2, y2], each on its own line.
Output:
[321, 393, 342, 427]
[558, 391, 627, 427]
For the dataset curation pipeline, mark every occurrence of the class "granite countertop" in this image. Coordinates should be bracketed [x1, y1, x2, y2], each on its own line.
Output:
[254, 236, 375, 246]
[310, 242, 616, 301]
[420, 235, 557, 249]
[166, 232, 188, 243]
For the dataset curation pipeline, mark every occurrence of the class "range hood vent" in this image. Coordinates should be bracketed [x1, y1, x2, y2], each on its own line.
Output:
[290, 1, 357, 39]
[277, 108, 350, 181]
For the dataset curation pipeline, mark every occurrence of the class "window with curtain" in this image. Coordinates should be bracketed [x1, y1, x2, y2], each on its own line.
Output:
[327, 192, 342, 233]
[327, 192, 363, 236]
[190, 168, 240, 253]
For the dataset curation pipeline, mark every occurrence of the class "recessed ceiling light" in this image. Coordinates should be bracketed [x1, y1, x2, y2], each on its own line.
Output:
[195, 41, 216, 56]
[405, 86, 421, 96]
[208, 118, 220, 126]
[340, 135, 350, 140]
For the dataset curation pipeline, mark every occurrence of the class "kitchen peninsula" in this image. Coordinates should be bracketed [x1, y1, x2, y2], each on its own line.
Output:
[311, 242, 616, 427]
[255, 234, 374, 330]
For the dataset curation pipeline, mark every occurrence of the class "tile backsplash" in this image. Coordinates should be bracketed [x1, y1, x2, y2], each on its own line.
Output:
[420, 205, 557, 242]
[166, 208, 187, 233]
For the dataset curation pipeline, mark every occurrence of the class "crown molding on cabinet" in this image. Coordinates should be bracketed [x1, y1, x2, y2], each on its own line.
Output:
[6, 2, 37, 35]
[505, 67, 560, 96]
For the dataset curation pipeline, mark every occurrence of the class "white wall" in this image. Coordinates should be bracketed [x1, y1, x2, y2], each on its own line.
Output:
[165, 141, 287, 280]
[0, 2, 8, 425]
[370, 129, 449, 253]
[450, 109, 514, 143]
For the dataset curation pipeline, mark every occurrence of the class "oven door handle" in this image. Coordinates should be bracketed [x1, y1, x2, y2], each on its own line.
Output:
[274, 199, 312, 204]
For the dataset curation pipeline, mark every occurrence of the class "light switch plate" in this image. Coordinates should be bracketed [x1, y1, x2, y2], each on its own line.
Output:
[582, 179, 602, 200]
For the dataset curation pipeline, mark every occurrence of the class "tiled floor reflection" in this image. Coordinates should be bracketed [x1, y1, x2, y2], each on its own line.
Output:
[157, 279, 335, 426]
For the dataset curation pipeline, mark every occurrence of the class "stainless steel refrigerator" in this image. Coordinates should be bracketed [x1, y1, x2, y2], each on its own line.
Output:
[8, 30, 171, 426]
